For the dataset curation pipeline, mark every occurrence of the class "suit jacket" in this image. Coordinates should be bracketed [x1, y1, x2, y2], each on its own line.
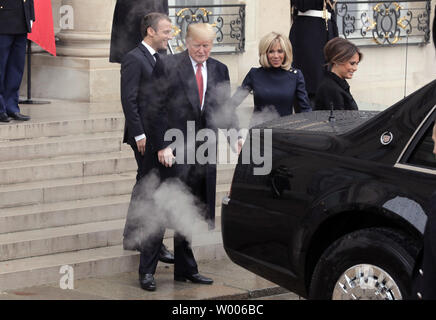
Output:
[109, 0, 168, 63]
[121, 44, 156, 146]
[149, 50, 238, 228]
[0, 0, 35, 34]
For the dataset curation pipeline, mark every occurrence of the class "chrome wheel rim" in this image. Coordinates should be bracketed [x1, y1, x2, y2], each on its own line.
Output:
[332, 264, 402, 300]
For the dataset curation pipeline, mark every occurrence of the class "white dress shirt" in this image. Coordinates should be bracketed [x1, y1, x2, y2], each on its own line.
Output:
[189, 56, 207, 110]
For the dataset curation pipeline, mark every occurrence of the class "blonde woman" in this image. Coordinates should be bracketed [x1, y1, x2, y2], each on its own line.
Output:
[231, 32, 311, 121]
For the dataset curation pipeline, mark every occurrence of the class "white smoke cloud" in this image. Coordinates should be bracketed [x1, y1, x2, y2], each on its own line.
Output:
[124, 170, 207, 251]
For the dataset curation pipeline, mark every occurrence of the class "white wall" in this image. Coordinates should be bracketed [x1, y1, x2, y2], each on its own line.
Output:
[350, 0, 436, 110]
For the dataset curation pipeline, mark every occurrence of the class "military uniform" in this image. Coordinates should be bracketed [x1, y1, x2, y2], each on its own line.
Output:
[289, 0, 338, 105]
[0, 0, 34, 121]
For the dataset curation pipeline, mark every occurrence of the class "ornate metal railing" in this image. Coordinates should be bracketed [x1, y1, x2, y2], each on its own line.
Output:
[335, 0, 431, 46]
[168, 4, 245, 54]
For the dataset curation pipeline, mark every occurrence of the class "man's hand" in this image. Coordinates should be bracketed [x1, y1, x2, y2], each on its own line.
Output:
[136, 137, 146, 156]
[158, 147, 175, 167]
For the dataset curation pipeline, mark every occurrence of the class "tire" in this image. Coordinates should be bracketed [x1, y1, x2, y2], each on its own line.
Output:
[309, 227, 417, 300]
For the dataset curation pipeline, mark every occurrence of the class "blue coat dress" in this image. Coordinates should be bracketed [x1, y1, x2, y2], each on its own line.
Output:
[231, 67, 311, 125]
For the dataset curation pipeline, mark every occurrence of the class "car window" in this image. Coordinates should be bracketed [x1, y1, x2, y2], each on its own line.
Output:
[406, 120, 436, 170]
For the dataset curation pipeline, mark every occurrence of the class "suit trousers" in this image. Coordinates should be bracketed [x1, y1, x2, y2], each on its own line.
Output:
[139, 228, 198, 276]
[129, 144, 198, 276]
[0, 34, 26, 114]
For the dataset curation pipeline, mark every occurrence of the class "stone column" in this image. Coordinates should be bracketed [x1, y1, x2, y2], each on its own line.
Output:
[56, 0, 114, 57]
[21, 0, 120, 102]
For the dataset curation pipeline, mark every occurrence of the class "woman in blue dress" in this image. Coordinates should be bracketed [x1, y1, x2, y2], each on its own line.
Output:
[230, 32, 311, 127]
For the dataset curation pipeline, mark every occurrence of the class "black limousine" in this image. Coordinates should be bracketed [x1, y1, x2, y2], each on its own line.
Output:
[222, 80, 436, 300]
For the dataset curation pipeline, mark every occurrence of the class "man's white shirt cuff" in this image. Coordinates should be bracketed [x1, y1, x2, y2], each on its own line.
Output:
[135, 134, 146, 142]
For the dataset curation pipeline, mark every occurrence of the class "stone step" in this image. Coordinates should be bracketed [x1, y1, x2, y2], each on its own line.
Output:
[0, 172, 136, 209]
[0, 236, 226, 292]
[0, 151, 136, 185]
[0, 131, 126, 162]
[0, 213, 224, 263]
[0, 194, 131, 234]
[0, 113, 125, 140]
[216, 166, 235, 184]
[0, 219, 126, 262]
[0, 245, 139, 291]
[0, 216, 224, 290]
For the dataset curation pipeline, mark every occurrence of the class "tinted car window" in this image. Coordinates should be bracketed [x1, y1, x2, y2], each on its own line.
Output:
[407, 123, 436, 169]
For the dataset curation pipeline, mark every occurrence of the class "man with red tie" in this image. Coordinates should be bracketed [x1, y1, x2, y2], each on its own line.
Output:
[145, 23, 240, 290]
[0, 0, 34, 122]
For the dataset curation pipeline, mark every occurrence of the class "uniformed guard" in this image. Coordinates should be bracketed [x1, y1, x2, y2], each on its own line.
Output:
[0, 0, 34, 122]
[289, 0, 338, 110]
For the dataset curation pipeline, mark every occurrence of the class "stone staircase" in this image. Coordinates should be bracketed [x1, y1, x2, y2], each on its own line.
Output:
[0, 101, 248, 291]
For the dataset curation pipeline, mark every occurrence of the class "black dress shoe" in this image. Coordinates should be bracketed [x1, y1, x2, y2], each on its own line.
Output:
[174, 273, 213, 285]
[0, 113, 11, 122]
[8, 112, 30, 121]
[159, 244, 174, 264]
[139, 273, 156, 291]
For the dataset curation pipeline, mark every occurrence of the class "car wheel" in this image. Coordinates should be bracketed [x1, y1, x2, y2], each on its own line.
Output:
[309, 227, 416, 300]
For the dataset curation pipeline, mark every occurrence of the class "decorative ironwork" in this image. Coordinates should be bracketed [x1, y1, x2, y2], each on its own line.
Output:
[169, 4, 246, 54]
[335, 1, 430, 46]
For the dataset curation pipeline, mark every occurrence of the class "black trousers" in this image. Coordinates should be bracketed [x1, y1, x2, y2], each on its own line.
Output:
[0, 34, 26, 114]
[130, 144, 198, 276]
[139, 228, 198, 275]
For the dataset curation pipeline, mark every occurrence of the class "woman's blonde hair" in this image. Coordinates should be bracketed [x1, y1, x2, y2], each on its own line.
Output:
[258, 32, 293, 70]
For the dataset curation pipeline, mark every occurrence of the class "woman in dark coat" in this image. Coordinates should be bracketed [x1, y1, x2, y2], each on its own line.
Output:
[231, 32, 311, 127]
[109, 0, 168, 63]
[289, 0, 338, 106]
[315, 37, 362, 111]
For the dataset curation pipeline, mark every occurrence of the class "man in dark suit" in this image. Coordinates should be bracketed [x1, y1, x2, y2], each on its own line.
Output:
[0, 0, 34, 122]
[120, 12, 175, 291]
[144, 23, 241, 290]
[109, 0, 168, 63]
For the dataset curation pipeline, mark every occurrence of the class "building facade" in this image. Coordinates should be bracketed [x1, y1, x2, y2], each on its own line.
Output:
[22, 0, 436, 110]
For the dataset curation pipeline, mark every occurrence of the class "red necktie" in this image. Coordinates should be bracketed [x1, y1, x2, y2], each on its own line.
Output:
[196, 63, 204, 107]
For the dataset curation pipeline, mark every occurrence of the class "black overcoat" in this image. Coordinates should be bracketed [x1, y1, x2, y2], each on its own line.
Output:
[149, 51, 238, 229]
[289, 0, 338, 96]
[109, 0, 168, 63]
[314, 71, 358, 110]
[0, 0, 35, 34]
